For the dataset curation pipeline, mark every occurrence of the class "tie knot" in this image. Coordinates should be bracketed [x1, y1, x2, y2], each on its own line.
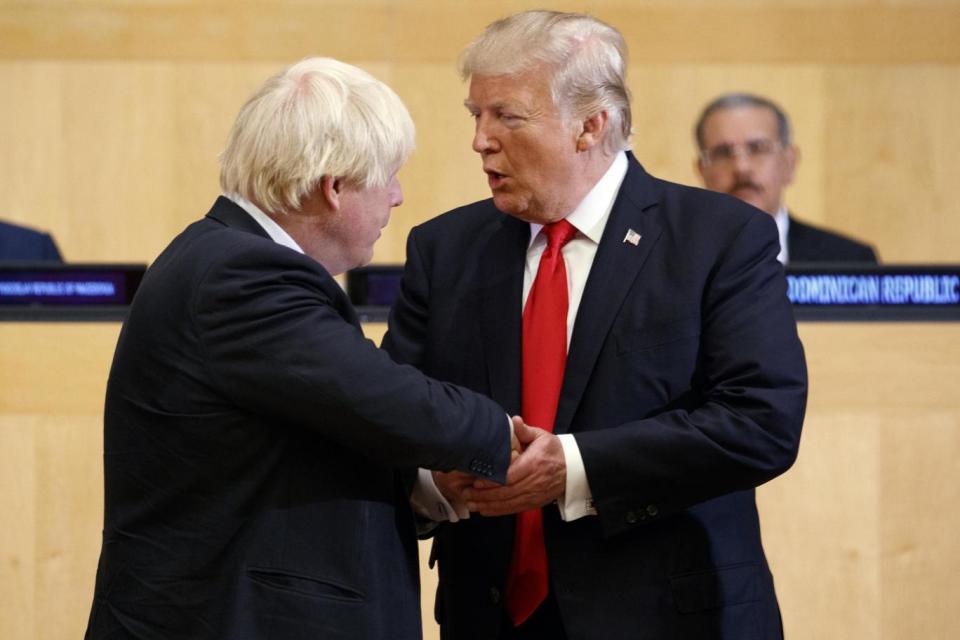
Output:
[543, 219, 577, 250]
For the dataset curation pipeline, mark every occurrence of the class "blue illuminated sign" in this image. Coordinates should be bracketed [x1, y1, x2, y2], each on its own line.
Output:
[787, 274, 960, 306]
[785, 265, 960, 321]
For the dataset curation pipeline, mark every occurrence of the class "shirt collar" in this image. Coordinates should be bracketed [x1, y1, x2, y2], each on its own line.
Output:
[528, 151, 629, 247]
[774, 206, 789, 264]
[224, 193, 305, 255]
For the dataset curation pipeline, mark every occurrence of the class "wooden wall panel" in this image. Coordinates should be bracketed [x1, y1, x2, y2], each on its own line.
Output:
[4, 322, 958, 639]
[0, 417, 36, 640]
[758, 410, 883, 639]
[1, 2, 959, 265]
[824, 66, 960, 263]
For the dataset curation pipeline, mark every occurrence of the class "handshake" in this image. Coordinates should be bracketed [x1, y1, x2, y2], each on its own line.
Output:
[434, 416, 566, 517]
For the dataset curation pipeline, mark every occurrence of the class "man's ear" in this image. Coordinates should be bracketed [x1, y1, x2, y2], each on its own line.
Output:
[783, 145, 799, 186]
[576, 110, 609, 152]
[695, 155, 707, 183]
[319, 175, 344, 211]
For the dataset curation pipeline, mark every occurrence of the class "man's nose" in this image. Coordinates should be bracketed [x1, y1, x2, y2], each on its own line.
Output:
[732, 150, 753, 174]
[472, 117, 497, 153]
[390, 177, 404, 207]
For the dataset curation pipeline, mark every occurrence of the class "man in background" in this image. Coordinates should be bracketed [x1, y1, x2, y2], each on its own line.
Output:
[85, 57, 520, 640]
[0, 219, 62, 261]
[695, 92, 878, 264]
[384, 10, 807, 640]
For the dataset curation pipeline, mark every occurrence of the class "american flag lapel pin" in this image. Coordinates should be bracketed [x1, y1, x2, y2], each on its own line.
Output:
[623, 228, 642, 246]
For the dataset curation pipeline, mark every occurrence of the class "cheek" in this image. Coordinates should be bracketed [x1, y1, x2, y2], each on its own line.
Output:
[705, 168, 733, 188]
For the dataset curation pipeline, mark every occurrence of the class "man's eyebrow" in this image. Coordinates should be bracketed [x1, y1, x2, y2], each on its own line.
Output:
[463, 99, 522, 112]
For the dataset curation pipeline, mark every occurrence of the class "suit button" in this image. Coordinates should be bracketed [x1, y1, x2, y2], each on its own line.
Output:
[489, 587, 501, 605]
[625, 510, 638, 524]
[646, 504, 659, 517]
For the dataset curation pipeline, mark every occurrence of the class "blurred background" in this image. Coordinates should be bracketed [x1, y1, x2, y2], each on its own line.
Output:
[2, 0, 959, 265]
[1, 1, 958, 639]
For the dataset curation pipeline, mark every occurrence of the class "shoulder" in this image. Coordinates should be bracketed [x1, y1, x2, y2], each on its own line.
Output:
[411, 198, 504, 238]
[620, 155, 771, 232]
[788, 214, 877, 262]
[639, 171, 778, 246]
[0, 219, 51, 242]
[148, 215, 338, 304]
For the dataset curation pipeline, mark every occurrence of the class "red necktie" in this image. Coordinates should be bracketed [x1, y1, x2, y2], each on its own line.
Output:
[505, 218, 578, 626]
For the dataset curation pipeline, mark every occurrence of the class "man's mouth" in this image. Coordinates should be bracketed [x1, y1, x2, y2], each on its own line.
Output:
[732, 182, 760, 195]
[485, 169, 507, 189]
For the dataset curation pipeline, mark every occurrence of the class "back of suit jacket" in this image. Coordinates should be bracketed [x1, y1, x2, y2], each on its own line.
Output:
[383, 159, 807, 640]
[85, 198, 510, 640]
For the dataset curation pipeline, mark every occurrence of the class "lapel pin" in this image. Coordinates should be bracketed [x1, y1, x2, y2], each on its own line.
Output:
[623, 228, 642, 246]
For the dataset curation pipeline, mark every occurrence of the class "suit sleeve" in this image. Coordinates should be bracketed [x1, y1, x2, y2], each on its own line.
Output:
[192, 245, 510, 484]
[576, 212, 808, 537]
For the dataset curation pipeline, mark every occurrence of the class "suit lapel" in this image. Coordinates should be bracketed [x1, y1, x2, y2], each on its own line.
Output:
[555, 157, 663, 434]
[479, 214, 529, 415]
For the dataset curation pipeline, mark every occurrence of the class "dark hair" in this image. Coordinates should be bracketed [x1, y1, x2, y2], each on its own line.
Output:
[694, 93, 791, 151]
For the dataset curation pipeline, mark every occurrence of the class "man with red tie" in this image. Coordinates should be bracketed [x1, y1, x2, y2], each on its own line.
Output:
[384, 10, 807, 640]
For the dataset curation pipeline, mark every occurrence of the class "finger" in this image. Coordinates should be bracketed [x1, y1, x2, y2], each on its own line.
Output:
[469, 492, 544, 516]
[465, 476, 539, 504]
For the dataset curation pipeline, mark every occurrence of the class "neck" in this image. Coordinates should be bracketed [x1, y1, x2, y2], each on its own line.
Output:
[264, 196, 348, 275]
[540, 150, 617, 224]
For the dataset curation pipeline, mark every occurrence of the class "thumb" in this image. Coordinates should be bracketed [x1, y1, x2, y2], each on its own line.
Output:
[511, 415, 539, 445]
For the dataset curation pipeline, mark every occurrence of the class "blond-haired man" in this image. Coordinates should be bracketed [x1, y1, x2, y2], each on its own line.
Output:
[85, 58, 516, 640]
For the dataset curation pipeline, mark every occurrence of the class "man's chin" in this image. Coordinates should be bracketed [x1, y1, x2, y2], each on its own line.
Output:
[492, 193, 521, 216]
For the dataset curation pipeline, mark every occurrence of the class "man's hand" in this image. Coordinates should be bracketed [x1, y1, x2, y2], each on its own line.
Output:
[432, 470, 475, 507]
[429, 414, 525, 514]
[465, 416, 566, 516]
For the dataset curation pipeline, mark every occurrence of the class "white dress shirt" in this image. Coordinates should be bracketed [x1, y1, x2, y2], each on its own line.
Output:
[412, 152, 629, 523]
[774, 206, 789, 265]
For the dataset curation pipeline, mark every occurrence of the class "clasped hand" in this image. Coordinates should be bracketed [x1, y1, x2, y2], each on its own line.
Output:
[433, 416, 566, 517]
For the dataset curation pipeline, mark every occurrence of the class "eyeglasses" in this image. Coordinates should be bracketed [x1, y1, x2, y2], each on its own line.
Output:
[700, 138, 781, 166]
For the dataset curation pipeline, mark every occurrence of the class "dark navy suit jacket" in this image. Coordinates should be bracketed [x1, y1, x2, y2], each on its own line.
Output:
[85, 197, 510, 640]
[383, 155, 808, 640]
[0, 220, 62, 261]
[788, 214, 878, 264]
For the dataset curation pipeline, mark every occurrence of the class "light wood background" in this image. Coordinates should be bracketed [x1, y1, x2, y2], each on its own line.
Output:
[2, 321, 959, 639]
[2, 1, 960, 638]
[1, 0, 959, 266]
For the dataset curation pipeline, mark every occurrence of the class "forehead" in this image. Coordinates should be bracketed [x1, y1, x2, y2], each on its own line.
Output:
[701, 105, 779, 144]
[465, 70, 555, 111]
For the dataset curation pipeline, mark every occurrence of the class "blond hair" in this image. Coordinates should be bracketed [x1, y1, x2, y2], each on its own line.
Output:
[220, 57, 415, 213]
[460, 10, 631, 154]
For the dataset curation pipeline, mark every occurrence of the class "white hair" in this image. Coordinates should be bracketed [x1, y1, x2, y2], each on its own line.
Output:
[220, 57, 415, 213]
[459, 10, 631, 154]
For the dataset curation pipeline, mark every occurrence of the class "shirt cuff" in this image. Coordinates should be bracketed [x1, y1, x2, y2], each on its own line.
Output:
[556, 433, 597, 521]
[410, 468, 470, 522]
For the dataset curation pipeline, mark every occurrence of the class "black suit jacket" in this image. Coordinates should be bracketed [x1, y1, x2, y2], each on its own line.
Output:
[85, 197, 511, 640]
[0, 219, 62, 261]
[383, 156, 807, 640]
[787, 214, 878, 264]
